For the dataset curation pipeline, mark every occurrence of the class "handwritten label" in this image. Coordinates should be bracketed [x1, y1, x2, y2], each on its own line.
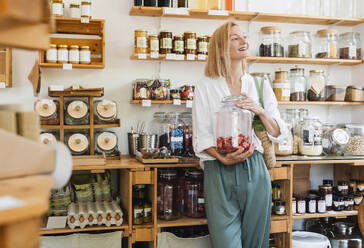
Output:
[166, 53, 176, 60]
[208, 10, 229, 16]
[137, 53, 147, 60]
[186, 100, 193, 108]
[197, 54, 206, 61]
[49, 85, 65, 91]
[142, 100, 152, 107]
[150, 52, 159, 59]
[173, 99, 181, 105]
[62, 63, 72, 70]
[186, 54, 195, 60]
[163, 7, 189, 15]
[80, 17, 90, 23]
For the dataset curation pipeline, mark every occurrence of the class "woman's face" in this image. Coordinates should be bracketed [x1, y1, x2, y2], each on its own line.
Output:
[229, 25, 249, 60]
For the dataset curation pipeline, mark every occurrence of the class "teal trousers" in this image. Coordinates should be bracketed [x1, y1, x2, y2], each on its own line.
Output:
[203, 151, 272, 248]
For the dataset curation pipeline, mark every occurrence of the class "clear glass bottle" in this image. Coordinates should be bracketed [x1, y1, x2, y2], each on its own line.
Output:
[216, 95, 253, 154]
[94, 99, 118, 124]
[35, 99, 60, 125]
[299, 117, 323, 156]
[65, 132, 90, 155]
[166, 112, 184, 157]
[184, 169, 205, 218]
[64, 98, 89, 125]
[180, 112, 194, 157]
[315, 29, 338, 58]
[307, 70, 326, 101]
[259, 26, 284, 57]
[339, 32, 361, 60]
[274, 112, 293, 156]
[95, 131, 119, 155]
[288, 31, 312, 58]
[289, 67, 307, 101]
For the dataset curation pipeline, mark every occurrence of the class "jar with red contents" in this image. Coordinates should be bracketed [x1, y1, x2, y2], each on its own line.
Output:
[184, 169, 205, 218]
[216, 95, 253, 154]
[180, 85, 195, 100]
[180, 112, 195, 157]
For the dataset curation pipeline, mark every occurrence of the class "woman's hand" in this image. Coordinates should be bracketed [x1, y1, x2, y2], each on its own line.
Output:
[220, 143, 256, 165]
[235, 93, 264, 116]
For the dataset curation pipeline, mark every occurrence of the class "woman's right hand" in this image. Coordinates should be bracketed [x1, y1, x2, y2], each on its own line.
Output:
[220, 144, 256, 165]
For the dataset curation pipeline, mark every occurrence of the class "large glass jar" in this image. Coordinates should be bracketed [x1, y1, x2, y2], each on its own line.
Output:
[286, 109, 300, 154]
[166, 112, 184, 157]
[64, 98, 89, 125]
[149, 79, 170, 100]
[274, 112, 293, 156]
[150, 112, 166, 148]
[65, 132, 90, 155]
[35, 99, 60, 125]
[289, 67, 307, 101]
[95, 131, 119, 155]
[299, 117, 323, 156]
[259, 26, 284, 57]
[345, 124, 364, 155]
[184, 169, 205, 218]
[134, 29, 148, 54]
[315, 29, 338, 58]
[133, 79, 151, 100]
[322, 124, 350, 155]
[158, 169, 182, 220]
[272, 70, 290, 102]
[216, 95, 253, 154]
[180, 112, 194, 157]
[94, 99, 118, 124]
[307, 70, 326, 101]
[339, 32, 361, 59]
[288, 31, 312, 58]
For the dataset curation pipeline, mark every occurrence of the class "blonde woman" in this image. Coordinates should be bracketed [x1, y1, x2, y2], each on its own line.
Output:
[192, 22, 288, 247]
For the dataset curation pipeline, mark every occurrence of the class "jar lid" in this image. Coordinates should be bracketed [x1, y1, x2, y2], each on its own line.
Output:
[67, 100, 88, 119]
[58, 44, 68, 49]
[221, 95, 245, 103]
[68, 133, 88, 152]
[317, 29, 338, 37]
[332, 129, 349, 145]
[70, 45, 79, 49]
[49, 44, 57, 48]
[149, 34, 158, 38]
[290, 67, 304, 72]
[153, 112, 166, 118]
[52, 0, 63, 3]
[261, 26, 281, 34]
[70, 3, 80, 7]
[40, 133, 57, 145]
[135, 29, 147, 32]
[35, 99, 57, 117]
[160, 30, 171, 33]
[96, 99, 117, 119]
[81, 1, 91, 5]
[310, 69, 324, 73]
[80, 46, 90, 49]
[289, 31, 310, 36]
[323, 179, 333, 185]
[347, 85, 363, 90]
[97, 132, 117, 151]
[320, 185, 332, 189]
[184, 31, 196, 34]
[339, 32, 360, 39]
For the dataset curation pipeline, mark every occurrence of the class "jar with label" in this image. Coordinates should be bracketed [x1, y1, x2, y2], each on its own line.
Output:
[64, 98, 89, 125]
[339, 32, 361, 59]
[40, 132, 58, 145]
[149, 34, 159, 54]
[173, 35, 184, 55]
[95, 131, 119, 155]
[289, 67, 306, 101]
[345, 85, 364, 102]
[353, 193, 363, 210]
[197, 36, 208, 55]
[292, 197, 297, 214]
[133, 198, 144, 225]
[149, 79, 170, 100]
[299, 117, 323, 156]
[315, 29, 338, 58]
[35, 99, 60, 125]
[180, 112, 194, 157]
[159, 31, 173, 54]
[65, 132, 90, 155]
[323, 179, 333, 186]
[94, 99, 118, 124]
[184, 32, 197, 55]
[46, 44, 58, 63]
[272, 70, 290, 102]
[306, 196, 317, 214]
[274, 112, 293, 156]
[317, 196, 326, 213]
[297, 197, 306, 214]
[274, 201, 286, 215]
[288, 31, 312, 58]
[133, 79, 151, 100]
[57, 45, 68, 64]
[307, 70, 326, 101]
[286, 109, 301, 154]
[184, 169, 205, 218]
[322, 125, 350, 155]
[158, 0, 172, 7]
[338, 181, 349, 195]
[319, 185, 333, 211]
[143, 201, 152, 223]
[180, 85, 194, 100]
[358, 180, 364, 192]
[68, 45, 80, 64]
[52, 0, 64, 16]
[70, 4, 81, 18]
[344, 196, 354, 211]
[81, 1, 92, 19]
[333, 195, 344, 211]
[259, 26, 284, 57]
[206, 35, 211, 55]
[170, 89, 181, 100]
[80, 46, 91, 64]
[350, 179, 357, 193]
[272, 183, 281, 201]
[166, 112, 184, 156]
[135, 29, 148, 54]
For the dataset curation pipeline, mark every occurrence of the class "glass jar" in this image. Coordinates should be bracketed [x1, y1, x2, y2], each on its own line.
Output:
[345, 85, 364, 102]
[70, 4, 81, 18]
[339, 32, 361, 59]
[272, 183, 281, 201]
[297, 197, 306, 214]
[306, 196, 317, 214]
[150, 112, 166, 147]
[289, 67, 306, 101]
[57, 44, 68, 63]
[292, 197, 297, 215]
[358, 180, 364, 192]
[180, 112, 194, 157]
[197, 36, 208, 55]
[317, 196, 326, 213]
[216, 95, 253, 154]
[150, 79, 170, 100]
[133, 198, 144, 225]
[206, 35, 211, 55]
[286, 109, 301, 154]
[184, 169, 205, 218]
[307, 70, 326, 101]
[170, 89, 181, 100]
[158, 0, 172, 7]
[149, 34, 159, 54]
[315, 29, 338, 58]
[325, 85, 346, 101]
[52, 0, 64, 16]
[353, 193, 363, 210]
[184, 32, 197, 55]
[350, 179, 357, 193]
[155, 113, 171, 155]
[344, 196, 354, 211]
[319, 185, 333, 211]
[288, 31, 312, 58]
[143, 201, 152, 223]
[166, 112, 184, 157]
[69, 45, 80, 64]
[259, 26, 284, 57]
[272, 70, 290, 102]
[94, 99, 118, 124]
[46, 44, 57, 63]
[133, 79, 151, 100]
[338, 181, 349, 195]
[299, 117, 323, 156]
[345, 124, 364, 156]
[274, 112, 294, 156]
[274, 201, 286, 215]
[64, 98, 89, 125]
[135, 29, 148, 54]
[40, 132, 58, 145]
[95, 131, 119, 155]
[159, 31, 173, 54]
[333, 195, 344, 211]
[65, 132, 90, 155]
[80, 46, 91, 64]
[180, 85, 195, 100]
[35, 99, 60, 125]
[134, 184, 146, 199]
[145, 0, 158, 7]
[178, 0, 188, 7]
[322, 125, 350, 155]
[81, 1, 92, 19]
[173, 35, 184, 55]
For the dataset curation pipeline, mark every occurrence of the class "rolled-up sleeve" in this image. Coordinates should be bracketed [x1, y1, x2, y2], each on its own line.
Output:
[192, 83, 215, 154]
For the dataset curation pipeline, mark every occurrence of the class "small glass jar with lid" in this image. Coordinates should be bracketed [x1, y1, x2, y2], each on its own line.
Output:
[81, 1, 92, 19]
[339, 32, 361, 59]
[259, 26, 284, 57]
[64, 98, 89, 125]
[94, 99, 118, 124]
[68, 45, 80, 64]
[317, 196, 326, 213]
[80, 46, 91, 64]
[180, 85, 194, 100]
[57, 44, 68, 63]
[46, 44, 58, 63]
[216, 95, 253, 154]
[40, 132, 59, 145]
[159, 31, 173, 54]
[307, 70, 326, 101]
[149, 34, 159, 54]
[319, 184, 333, 211]
[180, 112, 194, 157]
[289, 67, 307, 101]
[95, 131, 119, 155]
[338, 181, 349, 195]
[35, 99, 60, 125]
[315, 29, 338, 58]
[306, 196, 317, 214]
[150, 79, 170, 100]
[272, 69, 290, 102]
[165, 112, 184, 157]
[52, 0, 64, 16]
[274, 112, 293, 156]
[65, 132, 90, 155]
[170, 89, 181, 100]
[173, 35, 184, 55]
[297, 196, 306, 214]
[184, 32, 197, 55]
[135, 29, 148, 54]
[197, 36, 208, 55]
[333, 195, 344, 211]
[288, 31, 312, 58]
[133, 79, 151, 100]
[70, 4, 81, 18]
[344, 196, 354, 211]
[184, 169, 205, 218]
[299, 117, 323, 156]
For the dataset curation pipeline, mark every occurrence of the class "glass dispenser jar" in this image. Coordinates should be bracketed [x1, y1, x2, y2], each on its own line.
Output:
[288, 31, 312, 58]
[150, 112, 166, 148]
[315, 29, 338, 58]
[184, 169, 205, 218]
[35, 99, 60, 125]
[307, 70, 326, 101]
[216, 95, 253, 154]
[94, 99, 118, 124]
[322, 124, 350, 155]
[274, 112, 294, 156]
[95, 131, 119, 155]
[180, 112, 194, 157]
[299, 117, 323, 156]
[64, 98, 89, 125]
[289, 67, 307, 101]
[259, 26, 284, 57]
[166, 112, 184, 157]
[65, 132, 90, 155]
[339, 32, 361, 59]
[272, 70, 290, 102]
[40, 132, 58, 145]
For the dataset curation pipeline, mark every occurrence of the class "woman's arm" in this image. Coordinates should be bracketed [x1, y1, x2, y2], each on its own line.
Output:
[205, 145, 256, 165]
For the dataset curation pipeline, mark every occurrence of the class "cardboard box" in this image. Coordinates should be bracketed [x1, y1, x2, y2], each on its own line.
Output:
[293, 178, 311, 197]
[293, 164, 311, 179]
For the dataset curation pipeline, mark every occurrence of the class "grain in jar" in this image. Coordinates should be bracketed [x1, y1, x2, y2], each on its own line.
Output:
[184, 32, 197, 55]
[52, 0, 64, 17]
[81, 1, 92, 19]
[315, 29, 338, 59]
[307, 70, 326, 101]
[173, 35, 184, 55]
[299, 117, 323, 156]
[34, 99, 60, 125]
[159, 31, 173, 54]
[148, 34, 159, 54]
[339, 32, 361, 59]
[57, 45, 68, 64]
[288, 31, 312, 58]
[272, 69, 290, 102]
[134, 29, 148, 54]
[80, 46, 91, 64]
[259, 26, 284, 57]
[69, 45, 80, 64]
[70, 4, 81, 18]
[46, 44, 58, 63]
[64, 98, 89, 125]
[345, 124, 364, 155]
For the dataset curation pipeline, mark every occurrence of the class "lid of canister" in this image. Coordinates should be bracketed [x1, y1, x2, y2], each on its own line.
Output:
[292, 231, 331, 245]
[309, 69, 324, 73]
[184, 31, 196, 34]
[49, 44, 57, 48]
[67, 100, 88, 119]
[97, 132, 117, 151]
[275, 69, 289, 80]
[96, 99, 117, 119]
[289, 31, 310, 36]
[40, 133, 57, 145]
[68, 133, 88, 152]
[81, 1, 91, 5]
[35, 99, 57, 117]
[290, 66, 304, 72]
[80, 46, 90, 50]
[135, 29, 147, 32]
[323, 179, 333, 186]
[221, 95, 245, 103]
[261, 26, 281, 34]
[58, 44, 68, 49]
[69, 45, 79, 49]
[347, 85, 363, 90]
[70, 3, 80, 8]
[317, 29, 338, 37]
[332, 129, 350, 145]
[149, 34, 158, 38]
[160, 30, 171, 33]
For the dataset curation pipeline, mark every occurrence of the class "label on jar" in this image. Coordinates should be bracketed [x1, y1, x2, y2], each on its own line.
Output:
[292, 201, 296, 214]
[80, 50, 91, 63]
[69, 50, 80, 63]
[318, 200, 326, 213]
[186, 54, 195, 60]
[322, 138, 330, 149]
[81, 4, 91, 17]
[198, 198, 204, 204]
[282, 89, 290, 97]
[198, 41, 208, 53]
[297, 201, 306, 214]
[354, 197, 363, 205]
[171, 127, 184, 149]
[137, 37, 147, 48]
[303, 129, 322, 146]
[52, 3, 63, 15]
[144, 208, 152, 217]
[344, 200, 353, 207]
[174, 40, 184, 52]
[197, 54, 206, 60]
[338, 185, 348, 192]
[47, 49, 57, 62]
[162, 38, 172, 49]
[349, 45, 356, 58]
[309, 200, 316, 213]
[278, 139, 291, 152]
[325, 194, 333, 207]
[133, 208, 143, 218]
[150, 39, 159, 51]
[187, 39, 196, 50]
[57, 49, 68, 62]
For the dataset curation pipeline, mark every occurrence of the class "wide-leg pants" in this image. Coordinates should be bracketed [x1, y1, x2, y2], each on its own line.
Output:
[203, 151, 272, 248]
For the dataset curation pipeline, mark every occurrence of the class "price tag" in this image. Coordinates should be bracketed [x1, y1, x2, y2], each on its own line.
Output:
[80, 17, 90, 23]
[142, 100, 152, 107]
[0, 82, 5, 88]
[62, 63, 72, 70]
[150, 52, 159, 59]
[166, 53, 176, 60]
[208, 10, 229, 16]
[186, 100, 193, 108]
[186, 54, 195, 60]
[176, 54, 185, 60]
[49, 85, 65, 91]
[197, 54, 206, 61]
[163, 7, 189, 15]
[137, 53, 147, 60]
[173, 99, 181, 105]
[46, 216, 67, 229]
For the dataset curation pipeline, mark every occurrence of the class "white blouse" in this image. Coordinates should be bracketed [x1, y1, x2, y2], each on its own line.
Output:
[192, 73, 288, 162]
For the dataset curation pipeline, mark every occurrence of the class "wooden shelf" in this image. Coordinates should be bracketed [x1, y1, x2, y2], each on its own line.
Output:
[130, 100, 187, 104]
[39, 63, 105, 69]
[278, 101, 364, 106]
[40, 223, 128, 235]
[293, 211, 358, 219]
[130, 6, 364, 27]
[276, 155, 364, 166]
[157, 217, 207, 228]
[41, 123, 120, 130]
[130, 54, 206, 62]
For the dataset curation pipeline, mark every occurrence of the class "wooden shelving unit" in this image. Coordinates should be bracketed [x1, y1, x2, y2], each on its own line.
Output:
[0, 48, 12, 88]
[293, 211, 358, 220]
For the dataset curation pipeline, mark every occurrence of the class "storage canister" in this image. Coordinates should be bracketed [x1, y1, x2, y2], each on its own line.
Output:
[70, 4, 81, 18]
[315, 29, 338, 58]
[289, 67, 306, 101]
[272, 69, 290, 102]
[288, 31, 312, 58]
[274, 201, 286, 215]
[297, 197, 306, 214]
[65, 132, 90, 155]
[35, 99, 60, 125]
[325, 85, 346, 101]
[80, 46, 91, 64]
[353, 193, 363, 210]
[81, 1, 92, 19]
[339, 32, 361, 59]
[134, 29, 148, 54]
[259, 26, 284, 57]
[306, 196, 317, 214]
[46, 44, 57, 63]
[57, 44, 68, 63]
[94, 99, 118, 124]
[150, 79, 170, 100]
[274, 112, 293, 156]
[65, 99, 89, 125]
[307, 70, 326, 101]
[338, 181, 349, 195]
[95, 131, 119, 155]
[299, 117, 323, 156]
[184, 31, 197, 55]
[133, 79, 151, 100]
[166, 112, 184, 156]
[345, 85, 364, 102]
[317, 196, 326, 213]
[40, 132, 58, 145]
[69, 45, 80, 64]
[184, 169, 205, 218]
[159, 31, 173, 54]
[52, 0, 64, 16]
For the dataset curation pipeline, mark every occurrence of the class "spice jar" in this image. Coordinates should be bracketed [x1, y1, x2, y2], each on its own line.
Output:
[317, 196, 326, 213]
[292, 197, 297, 214]
[64, 99, 89, 125]
[288, 31, 312, 58]
[333, 195, 344, 211]
[81, 1, 92, 19]
[353, 193, 363, 210]
[180, 112, 194, 157]
[149, 34, 159, 54]
[184, 32, 197, 55]
[274, 201, 286, 215]
[65, 132, 90, 155]
[166, 112, 184, 156]
[46, 44, 57, 63]
[80, 46, 91, 64]
[40, 132, 58, 145]
[57, 45, 68, 64]
[344, 196, 354, 211]
[159, 31, 173, 54]
[259, 26, 284, 57]
[315, 29, 338, 58]
[272, 70, 290, 102]
[35, 99, 60, 125]
[306, 196, 317, 214]
[345, 85, 364, 102]
[307, 70, 326, 101]
[338, 181, 349, 195]
[197, 36, 208, 55]
[133, 79, 151, 100]
[70, 4, 81, 18]
[69, 45, 80, 64]
[339, 32, 361, 59]
[184, 169, 205, 218]
[135, 29, 148, 54]
[143, 201, 152, 223]
[319, 185, 333, 211]
[180, 85, 194, 100]
[149, 79, 170, 100]
[173, 35, 184, 55]
[274, 112, 294, 156]
[94, 99, 118, 124]
[289, 67, 306, 101]
[170, 89, 181, 100]
[95, 131, 119, 155]
[299, 117, 323, 156]
[325, 85, 346, 101]
[52, 0, 64, 16]
[350, 179, 357, 193]
[216, 95, 253, 154]
[297, 197, 306, 214]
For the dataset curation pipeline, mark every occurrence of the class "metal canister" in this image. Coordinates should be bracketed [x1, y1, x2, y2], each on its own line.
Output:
[128, 132, 139, 156]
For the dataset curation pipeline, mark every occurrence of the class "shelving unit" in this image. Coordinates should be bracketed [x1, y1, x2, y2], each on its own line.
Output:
[0, 48, 12, 88]
[293, 211, 358, 219]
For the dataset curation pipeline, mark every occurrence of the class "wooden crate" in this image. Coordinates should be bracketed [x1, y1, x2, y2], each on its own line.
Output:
[0, 48, 11, 88]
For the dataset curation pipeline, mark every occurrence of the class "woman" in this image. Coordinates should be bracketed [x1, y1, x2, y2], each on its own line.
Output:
[192, 22, 288, 248]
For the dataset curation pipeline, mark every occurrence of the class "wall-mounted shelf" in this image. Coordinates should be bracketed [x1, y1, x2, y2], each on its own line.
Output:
[293, 211, 358, 219]
[130, 100, 188, 104]
[130, 54, 206, 62]
[278, 101, 364, 106]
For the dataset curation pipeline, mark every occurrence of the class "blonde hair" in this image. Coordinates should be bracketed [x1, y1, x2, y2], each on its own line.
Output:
[205, 21, 246, 79]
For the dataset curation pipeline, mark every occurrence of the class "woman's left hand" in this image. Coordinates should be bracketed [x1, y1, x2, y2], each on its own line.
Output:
[235, 93, 264, 116]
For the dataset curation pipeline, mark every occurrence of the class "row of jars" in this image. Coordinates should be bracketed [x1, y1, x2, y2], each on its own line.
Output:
[134, 29, 210, 55]
[40, 130, 120, 156]
[157, 168, 205, 220]
[46, 44, 91, 64]
[133, 79, 195, 101]
[51, 0, 92, 19]
[35, 98, 118, 125]
[272, 182, 287, 216]
[134, 0, 221, 9]
[259, 26, 361, 60]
